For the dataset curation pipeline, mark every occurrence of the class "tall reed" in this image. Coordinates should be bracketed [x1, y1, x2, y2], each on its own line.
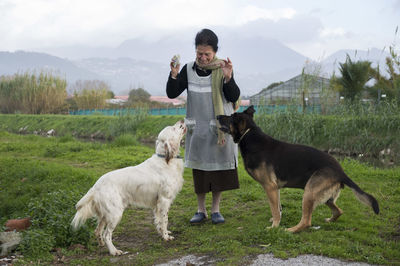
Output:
[255, 100, 400, 158]
[0, 71, 67, 114]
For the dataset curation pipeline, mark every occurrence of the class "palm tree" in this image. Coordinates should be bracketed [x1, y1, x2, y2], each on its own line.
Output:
[337, 54, 372, 102]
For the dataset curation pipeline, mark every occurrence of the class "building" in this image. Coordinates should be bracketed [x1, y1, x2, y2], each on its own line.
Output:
[149, 96, 186, 106]
[106, 95, 186, 106]
[106, 95, 129, 105]
[250, 74, 333, 105]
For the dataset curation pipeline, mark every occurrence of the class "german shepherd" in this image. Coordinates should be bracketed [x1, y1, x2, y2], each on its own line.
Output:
[217, 106, 379, 232]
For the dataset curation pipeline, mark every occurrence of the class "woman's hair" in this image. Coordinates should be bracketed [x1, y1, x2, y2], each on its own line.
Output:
[195, 29, 218, 52]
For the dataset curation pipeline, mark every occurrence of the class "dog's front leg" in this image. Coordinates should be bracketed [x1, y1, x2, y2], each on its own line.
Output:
[156, 197, 174, 241]
[269, 190, 282, 222]
[263, 184, 281, 228]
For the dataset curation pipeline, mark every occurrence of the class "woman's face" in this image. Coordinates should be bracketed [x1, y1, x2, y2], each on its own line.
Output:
[196, 45, 216, 65]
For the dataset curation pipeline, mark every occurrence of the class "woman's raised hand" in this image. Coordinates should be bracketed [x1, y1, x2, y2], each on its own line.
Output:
[170, 55, 180, 79]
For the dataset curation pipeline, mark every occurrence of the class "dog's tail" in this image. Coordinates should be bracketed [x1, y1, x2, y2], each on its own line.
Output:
[71, 190, 96, 229]
[342, 175, 379, 214]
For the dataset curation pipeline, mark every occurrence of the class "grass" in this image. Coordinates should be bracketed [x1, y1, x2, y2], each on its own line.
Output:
[0, 130, 399, 265]
[0, 111, 152, 140]
[1, 112, 399, 163]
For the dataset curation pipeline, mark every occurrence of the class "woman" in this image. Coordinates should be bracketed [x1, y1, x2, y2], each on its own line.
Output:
[166, 29, 240, 224]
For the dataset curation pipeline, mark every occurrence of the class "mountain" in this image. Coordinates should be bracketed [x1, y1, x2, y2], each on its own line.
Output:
[0, 39, 390, 96]
[0, 51, 99, 81]
[74, 57, 170, 96]
[32, 36, 310, 95]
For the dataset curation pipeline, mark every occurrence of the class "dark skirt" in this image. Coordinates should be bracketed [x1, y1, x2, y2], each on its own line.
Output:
[192, 168, 239, 194]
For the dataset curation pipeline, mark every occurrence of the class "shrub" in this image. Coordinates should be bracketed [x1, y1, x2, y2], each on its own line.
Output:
[26, 190, 96, 249]
[18, 229, 55, 259]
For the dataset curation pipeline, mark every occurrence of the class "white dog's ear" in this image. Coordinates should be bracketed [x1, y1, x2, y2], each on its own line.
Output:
[164, 142, 172, 163]
[164, 140, 178, 164]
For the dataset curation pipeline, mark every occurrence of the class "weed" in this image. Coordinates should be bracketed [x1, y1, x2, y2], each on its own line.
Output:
[18, 229, 55, 260]
[111, 134, 139, 147]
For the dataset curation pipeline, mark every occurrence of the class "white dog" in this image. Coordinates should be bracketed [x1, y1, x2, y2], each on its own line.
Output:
[71, 120, 186, 255]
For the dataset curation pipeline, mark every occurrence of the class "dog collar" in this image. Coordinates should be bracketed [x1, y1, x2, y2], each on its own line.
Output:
[156, 154, 183, 159]
[238, 128, 251, 143]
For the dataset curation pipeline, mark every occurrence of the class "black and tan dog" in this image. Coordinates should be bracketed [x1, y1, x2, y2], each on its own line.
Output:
[217, 106, 379, 232]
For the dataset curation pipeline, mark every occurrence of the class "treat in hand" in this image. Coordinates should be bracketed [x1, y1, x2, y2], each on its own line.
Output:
[171, 54, 180, 68]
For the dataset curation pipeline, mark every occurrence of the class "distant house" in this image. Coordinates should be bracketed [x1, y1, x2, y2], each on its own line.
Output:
[150, 96, 250, 107]
[240, 99, 251, 106]
[106, 95, 129, 105]
[250, 74, 334, 105]
[108, 95, 249, 107]
[115, 95, 129, 101]
[149, 96, 186, 106]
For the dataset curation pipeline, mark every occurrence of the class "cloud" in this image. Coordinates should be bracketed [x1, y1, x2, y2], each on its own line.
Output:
[0, 0, 396, 62]
[0, 0, 305, 50]
[0, 0, 126, 48]
[237, 5, 296, 23]
[320, 27, 348, 38]
[394, 0, 400, 10]
[218, 14, 322, 45]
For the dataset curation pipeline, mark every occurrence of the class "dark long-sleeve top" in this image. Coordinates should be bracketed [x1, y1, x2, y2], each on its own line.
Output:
[166, 63, 240, 102]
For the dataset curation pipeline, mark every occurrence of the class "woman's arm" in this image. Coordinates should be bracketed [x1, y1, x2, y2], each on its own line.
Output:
[166, 64, 188, 99]
[223, 76, 240, 102]
[220, 58, 240, 102]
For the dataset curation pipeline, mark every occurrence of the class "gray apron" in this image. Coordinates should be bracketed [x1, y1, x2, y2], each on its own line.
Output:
[184, 61, 238, 171]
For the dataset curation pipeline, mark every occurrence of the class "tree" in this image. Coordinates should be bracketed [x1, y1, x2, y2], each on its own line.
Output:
[337, 55, 373, 102]
[368, 64, 394, 100]
[383, 40, 400, 100]
[71, 80, 111, 110]
[360, 27, 400, 102]
[127, 87, 151, 107]
[368, 45, 400, 101]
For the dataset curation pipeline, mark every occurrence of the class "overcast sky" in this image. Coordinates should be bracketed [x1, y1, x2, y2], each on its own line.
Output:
[0, 0, 399, 60]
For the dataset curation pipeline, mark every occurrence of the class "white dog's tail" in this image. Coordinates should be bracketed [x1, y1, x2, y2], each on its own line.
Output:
[71, 190, 96, 229]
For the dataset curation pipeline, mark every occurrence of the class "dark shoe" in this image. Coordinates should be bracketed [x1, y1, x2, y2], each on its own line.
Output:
[190, 212, 207, 224]
[211, 212, 225, 224]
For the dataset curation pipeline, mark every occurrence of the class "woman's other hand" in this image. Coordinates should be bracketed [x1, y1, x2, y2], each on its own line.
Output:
[220, 57, 233, 82]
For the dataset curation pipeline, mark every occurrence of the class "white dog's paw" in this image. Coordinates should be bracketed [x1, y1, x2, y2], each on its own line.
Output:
[109, 249, 124, 256]
[163, 234, 174, 241]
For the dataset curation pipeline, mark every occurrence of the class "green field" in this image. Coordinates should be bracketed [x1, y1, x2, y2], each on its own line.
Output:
[0, 114, 399, 265]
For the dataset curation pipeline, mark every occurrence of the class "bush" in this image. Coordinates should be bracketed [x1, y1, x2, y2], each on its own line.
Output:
[18, 229, 55, 259]
[26, 190, 96, 249]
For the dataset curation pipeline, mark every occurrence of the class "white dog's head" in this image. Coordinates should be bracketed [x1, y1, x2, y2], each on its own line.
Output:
[155, 120, 186, 163]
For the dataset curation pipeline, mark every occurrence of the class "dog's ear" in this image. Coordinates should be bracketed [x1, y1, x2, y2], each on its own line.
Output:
[164, 140, 178, 164]
[164, 142, 171, 164]
[244, 105, 255, 117]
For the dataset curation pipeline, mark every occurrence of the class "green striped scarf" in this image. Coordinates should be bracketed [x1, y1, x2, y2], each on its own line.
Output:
[195, 57, 240, 145]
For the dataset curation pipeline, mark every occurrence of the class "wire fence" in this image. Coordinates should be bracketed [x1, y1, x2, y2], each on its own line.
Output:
[68, 105, 322, 116]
